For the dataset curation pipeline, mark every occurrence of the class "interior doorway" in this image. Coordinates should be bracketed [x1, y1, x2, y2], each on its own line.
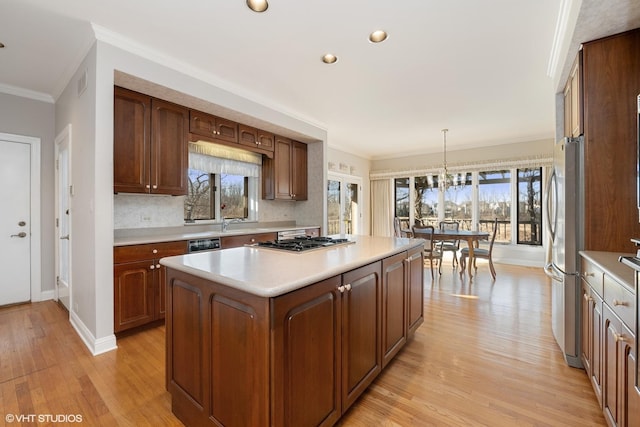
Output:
[327, 172, 362, 235]
[55, 125, 72, 311]
[0, 132, 41, 306]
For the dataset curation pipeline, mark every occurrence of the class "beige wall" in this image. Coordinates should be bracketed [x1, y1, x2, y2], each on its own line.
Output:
[371, 138, 553, 173]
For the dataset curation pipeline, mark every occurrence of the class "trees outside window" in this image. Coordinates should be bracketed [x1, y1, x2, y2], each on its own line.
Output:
[414, 175, 438, 226]
[478, 170, 511, 243]
[185, 170, 250, 222]
[517, 168, 543, 245]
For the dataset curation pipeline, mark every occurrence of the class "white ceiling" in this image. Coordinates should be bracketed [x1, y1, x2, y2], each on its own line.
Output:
[1, 0, 639, 159]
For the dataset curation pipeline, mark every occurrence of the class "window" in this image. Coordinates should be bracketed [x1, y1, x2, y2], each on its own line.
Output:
[414, 175, 439, 226]
[478, 170, 511, 243]
[394, 178, 410, 219]
[517, 168, 542, 245]
[184, 143, 259, 223]
[185, 171, 251, 221]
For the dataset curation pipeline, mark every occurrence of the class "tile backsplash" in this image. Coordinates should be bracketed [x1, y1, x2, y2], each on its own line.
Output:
[114, 194, 185, 229]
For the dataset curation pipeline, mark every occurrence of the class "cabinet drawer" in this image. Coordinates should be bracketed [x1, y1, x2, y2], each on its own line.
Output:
[603, 274, 635, 330]
[220, 233, 277, 249]
[114, 240, 187, 263]
[581, 258, 604, 297]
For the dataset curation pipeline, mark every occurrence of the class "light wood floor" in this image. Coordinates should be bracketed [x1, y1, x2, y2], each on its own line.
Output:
[0, 262, 605, 426]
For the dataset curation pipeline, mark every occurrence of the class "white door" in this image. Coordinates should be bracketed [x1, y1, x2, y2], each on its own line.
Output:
[0, 139, 32, 305]
[327, 173, 362, 235]
[55, 126, 72, 311]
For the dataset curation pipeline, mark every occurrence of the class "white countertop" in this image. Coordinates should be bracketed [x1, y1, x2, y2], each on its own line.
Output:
[159, 235, 424, 297]
[580, 250, 636, 293]
[114, 224, 320, 246]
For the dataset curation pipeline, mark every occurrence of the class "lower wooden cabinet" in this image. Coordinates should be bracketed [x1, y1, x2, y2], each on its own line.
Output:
[581, 254, 639, 427]
[113, 241, 187, 332]
[220, 232, 277, 248]
[166, 250, 423, 427]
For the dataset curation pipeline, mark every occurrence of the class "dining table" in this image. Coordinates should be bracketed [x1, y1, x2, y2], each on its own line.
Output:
[430, 229, 490, 278]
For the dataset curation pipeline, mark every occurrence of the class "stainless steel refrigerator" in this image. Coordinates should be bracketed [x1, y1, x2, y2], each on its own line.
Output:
[544, 135, 583, 368]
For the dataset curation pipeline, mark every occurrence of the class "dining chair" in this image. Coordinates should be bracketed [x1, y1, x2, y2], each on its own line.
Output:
[394, 217, 413, 237]
[459, 218, 498, 279]
[412, 226, 442, 279]
[436, 221, 460, 267]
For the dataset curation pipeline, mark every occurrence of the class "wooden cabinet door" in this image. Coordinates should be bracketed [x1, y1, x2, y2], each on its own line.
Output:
[114, 87, 150, 193]
[341, 261, 382, 412]
[189, 109, 217, 137]
[291, 141, 307, 200]
[591, 288, 604, 406]
[406, 245, 424, 335]
[151, 98, 188, 195]
[603, 304, 621, 426]
[114, 260, 155, 332]
[274, 136, 293, 200]
[381, 252, 407, 368]
[214, 116, 238, 143]
[156, 261, 166, 319]
[220, 232, 277, 249]
[238, 124, 273, 152]
[272, 276, 342, 427]
[621, 323, 639, 427]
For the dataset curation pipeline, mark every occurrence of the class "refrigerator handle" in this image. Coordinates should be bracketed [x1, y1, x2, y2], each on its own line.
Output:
[544, 261, 580, 282]
[545, 169, 558, 242]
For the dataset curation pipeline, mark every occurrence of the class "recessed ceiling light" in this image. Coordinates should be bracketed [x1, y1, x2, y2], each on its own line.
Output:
[369, 30, 388, 43]
[246, 0, 268, 12]
[322, 54, 338, 64]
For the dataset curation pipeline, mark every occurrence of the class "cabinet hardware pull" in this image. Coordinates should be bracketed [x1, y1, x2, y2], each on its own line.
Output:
[345, 284, 352, 291]
[153, 249, 158, 254]
[338, 285, 345, 293]
[156, 264, 161, 268]
[146, 184, 151, 189]
[152, 184, 158, 189]
[612, 299, 627, 307]
[150, 265, 155, 270]
[583, 272, 595, 277]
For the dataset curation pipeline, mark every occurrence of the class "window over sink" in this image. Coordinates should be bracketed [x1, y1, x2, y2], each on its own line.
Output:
[184, 142, 259, 223]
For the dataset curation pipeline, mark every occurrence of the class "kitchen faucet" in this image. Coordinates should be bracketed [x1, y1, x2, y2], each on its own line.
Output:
[221, 217, 243, 232]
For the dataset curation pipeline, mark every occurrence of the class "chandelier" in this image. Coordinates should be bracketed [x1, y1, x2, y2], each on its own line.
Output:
[440, 128, 464, 191]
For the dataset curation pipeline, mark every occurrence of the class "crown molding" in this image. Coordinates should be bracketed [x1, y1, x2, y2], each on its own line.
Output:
[0, 82, 54, 103]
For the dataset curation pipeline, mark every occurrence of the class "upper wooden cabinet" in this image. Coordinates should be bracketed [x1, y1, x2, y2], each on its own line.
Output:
[189, 109, 238, 143]
[238, 124, 274, 152]
[581, 29, 640, 252]
[563, 51, 583, 138]
[262, 136, 308, 201]
[114, 87, 188, 195]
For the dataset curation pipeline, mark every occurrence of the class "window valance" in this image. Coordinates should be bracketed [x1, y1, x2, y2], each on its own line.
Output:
[188, 141, 261, 177]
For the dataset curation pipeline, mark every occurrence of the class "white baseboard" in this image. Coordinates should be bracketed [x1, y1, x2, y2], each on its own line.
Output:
[69, 310, 117, 356]
[32, 289, 55, 302]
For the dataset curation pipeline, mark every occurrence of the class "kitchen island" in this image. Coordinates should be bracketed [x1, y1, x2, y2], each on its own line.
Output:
[160, 235, 424, 427]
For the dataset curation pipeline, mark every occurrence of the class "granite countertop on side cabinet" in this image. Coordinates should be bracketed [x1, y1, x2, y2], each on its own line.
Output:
[114, 223, 321, 246]
[580, 250, 636, 293]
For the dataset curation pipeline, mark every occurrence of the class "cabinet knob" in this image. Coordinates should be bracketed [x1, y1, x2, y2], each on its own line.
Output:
[345, 283, 352, 291]
[250, 238, 255, 243]
[612, 299, 627, 307]
[338, 285, 345, 293]
[150, 265, 155, 270]
[152, 184, 158, 189]
[153, 249, 158, 254]
[613, 332, 627, 343]
[156, 264, 161, 269]
[146, 184, 151, 189]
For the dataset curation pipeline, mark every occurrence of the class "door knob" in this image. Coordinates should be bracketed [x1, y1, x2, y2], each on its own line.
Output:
[18, 221, 26, 226]
[11, 232, 27, 238]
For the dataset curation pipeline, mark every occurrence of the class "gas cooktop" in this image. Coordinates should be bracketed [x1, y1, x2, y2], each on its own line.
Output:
[254, 236, 353, 252]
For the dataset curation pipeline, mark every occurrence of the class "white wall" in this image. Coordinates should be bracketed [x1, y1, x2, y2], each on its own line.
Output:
[0, 92, 55, 296]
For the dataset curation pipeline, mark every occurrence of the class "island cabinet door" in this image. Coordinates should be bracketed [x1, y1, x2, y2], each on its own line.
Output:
[381, 252, 407, 368]
[406, 245, 424, 335]
[341, 261, 382, 412]
[271, 275, 342, 427]
[166, 269, 270, 427]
